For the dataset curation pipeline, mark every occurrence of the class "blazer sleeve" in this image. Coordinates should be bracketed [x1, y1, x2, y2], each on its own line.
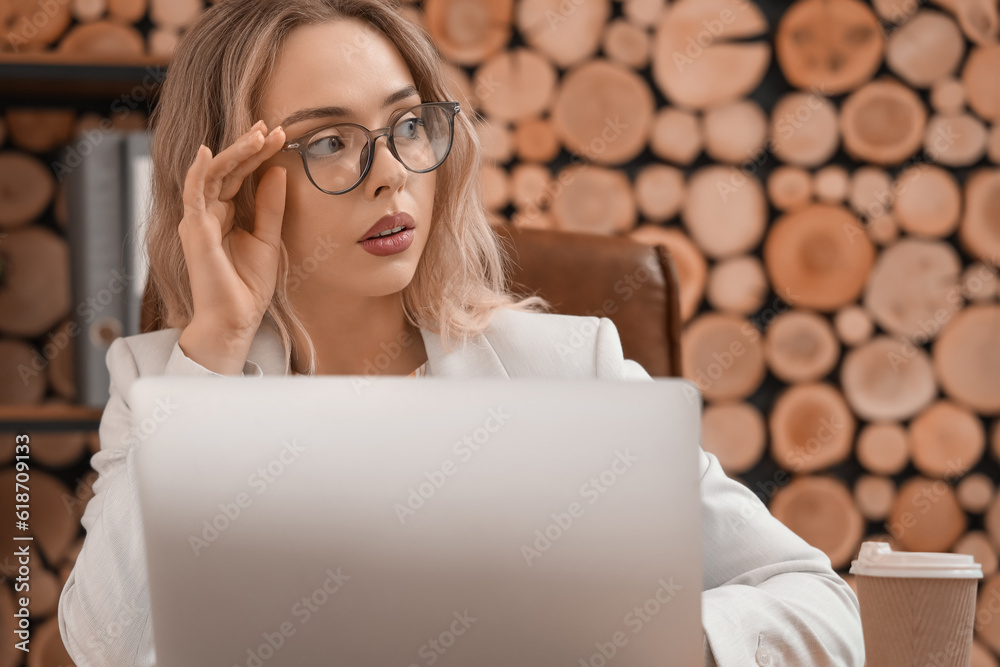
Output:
[604, 327, 864, 666]
[57, 337, 262, 666]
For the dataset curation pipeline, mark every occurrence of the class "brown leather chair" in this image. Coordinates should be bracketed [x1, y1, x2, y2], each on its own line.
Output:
[142, 226, 683, 376]
[494, 226, 682, 377]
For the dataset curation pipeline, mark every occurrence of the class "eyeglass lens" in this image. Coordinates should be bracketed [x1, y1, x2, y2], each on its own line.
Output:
[303, 104, 454, 193]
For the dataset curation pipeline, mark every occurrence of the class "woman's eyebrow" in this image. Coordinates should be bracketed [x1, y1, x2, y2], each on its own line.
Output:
[279, 85, 420, 128]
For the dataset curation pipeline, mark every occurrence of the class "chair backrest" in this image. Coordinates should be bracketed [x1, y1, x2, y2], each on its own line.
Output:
[493, 225, 682, 377]
[141, 226, 683, 376]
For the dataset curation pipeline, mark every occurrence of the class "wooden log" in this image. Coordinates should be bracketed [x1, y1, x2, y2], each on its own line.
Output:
[26, 615, 76, 667]
[889, 476, 966, 552]
[517, 0, 609, 68]
[149, 0, 202, 29]
[764, 204, 875, 311]
[0, 469, 76, 564]
[933, 304, 1000, 415]
[0, 583, 20, 667]
[930, 0, 999, 45]
[971, 639, 999, 667]
[706, 255, 768, 315]
[680, 313, 765, 401]
[841, 336, 938, 421]
[513, 117, 559, 163]
[480, 163, 509, 211]
[652, 0, 770, 109]
[857, 422, 910, 475]
[960, 169, 1000, 263]
[813, 165, 850, 204]
[770, 91, 840, 167]
[893, 165, 962, 237]
[867, 212, 900, 246]
[701, 401, 766, 475]
[767, 166, 812, 212]
[764, 310, 840, 383]
[628, 224, 706, 323]
[930, 77, 967, 114]
[29, 431, 87, 467]
[73, 0, 107, 22]
[148, 26, 179, 59]
[57, 20, 145, 59]
[551, 60, 654, 165]
[854, 475, 896, 521]
[0, 339, 46, 405]
[834, 305, 874, 347]
[5, 108, 75, 153]
[775, 0, 885, 95]
[863, 238, 963, 340]
[53, 181, 68, 230]
[769, 475, 864, 570]
[995, 419, 1000, 466]
[770, 382, 855, 473]
[423, 0, 513, 65]
[886, 9, 966, 88]
[549, 165, 635, 235]
[959, 473, 995, 514]
[848, 166, 893, 222]
[650, 108, 702, 165]
[0, 151, 55, 229]
[475, 48, 556, 123]
[107, 0, 146, 23]
[0, 226, 71, 337]
[476, 118, 513, 164]
[962, 45, 1000, 121]
[925, 113, 989, 166]
[509, 163, 551, 211]
[441, 62, 474, 116]
[990, 123, 1000, 164]
[955, 531, 999, 578]
[872, 0, 915, 22]
[602, 19, 650, 69]
[0, 0, 72, 49]
[634, 164, 684, 222]
[0, 117, 5, 146]
[25, 557, 59, 618]
[976, 573, 1000, 655]
[703, 100, 767, 165]
[623, 0, 663, 27]
[910, 400, 985, 479]
[682, 165, 767, 259]
[841, 78, 927, 165]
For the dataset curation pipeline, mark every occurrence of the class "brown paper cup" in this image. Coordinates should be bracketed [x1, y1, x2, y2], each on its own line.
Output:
[850, 542, 982, 667]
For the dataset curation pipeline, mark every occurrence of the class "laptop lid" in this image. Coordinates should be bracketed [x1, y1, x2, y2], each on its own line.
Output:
[130, 375, 703, 666]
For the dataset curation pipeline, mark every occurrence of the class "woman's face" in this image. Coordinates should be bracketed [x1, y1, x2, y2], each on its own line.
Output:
[257, 19, 437, 298]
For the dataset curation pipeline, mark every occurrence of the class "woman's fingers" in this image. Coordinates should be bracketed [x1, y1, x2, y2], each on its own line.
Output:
[252, 165, 287, 253]
[203, 126, 267, 202]
[217, 126, 286, 202]
[182, 144, 213, 214]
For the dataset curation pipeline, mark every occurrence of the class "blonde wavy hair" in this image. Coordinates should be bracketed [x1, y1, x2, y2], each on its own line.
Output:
[146, 0, 549, 374]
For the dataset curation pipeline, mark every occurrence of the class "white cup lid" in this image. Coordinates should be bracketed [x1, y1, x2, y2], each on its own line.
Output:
[849, 541, 983, 579]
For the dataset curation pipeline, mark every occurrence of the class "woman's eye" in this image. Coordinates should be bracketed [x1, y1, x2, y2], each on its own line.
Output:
[398, 118, 423, 139]
[306, 135, 344, 157]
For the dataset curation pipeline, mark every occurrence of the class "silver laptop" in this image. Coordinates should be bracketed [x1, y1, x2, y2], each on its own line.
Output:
[130, 375, 704, 666]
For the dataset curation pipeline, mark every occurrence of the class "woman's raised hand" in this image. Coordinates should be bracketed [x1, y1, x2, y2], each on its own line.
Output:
[179, 121, 288, 342]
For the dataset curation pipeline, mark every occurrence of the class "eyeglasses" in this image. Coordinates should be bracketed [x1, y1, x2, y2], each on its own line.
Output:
[280, 101, 461, 195]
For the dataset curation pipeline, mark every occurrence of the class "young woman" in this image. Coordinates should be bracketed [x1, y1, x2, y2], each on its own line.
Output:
[57, 0, 865, 664]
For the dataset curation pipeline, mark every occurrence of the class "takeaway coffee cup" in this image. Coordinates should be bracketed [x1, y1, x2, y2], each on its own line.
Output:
[849, 541, 982, 667]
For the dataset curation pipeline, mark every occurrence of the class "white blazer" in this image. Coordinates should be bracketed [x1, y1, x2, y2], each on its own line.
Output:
[58, 307, 865, 666]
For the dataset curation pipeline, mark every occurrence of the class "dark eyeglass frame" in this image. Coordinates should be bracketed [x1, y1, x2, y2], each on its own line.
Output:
[279, 101, 461, 195]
